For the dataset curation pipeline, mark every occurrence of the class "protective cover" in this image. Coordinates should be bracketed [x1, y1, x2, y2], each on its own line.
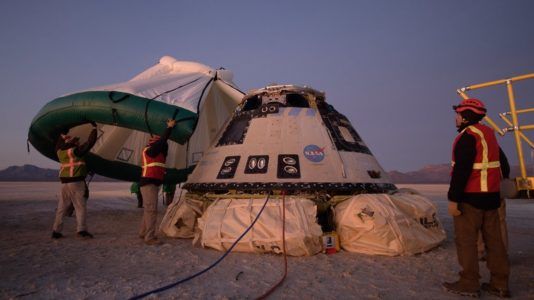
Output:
[159, 193, 208, 238]
[334, 193, 446, 256]
[28, 56, 243, 183]
[195, 197, 323, 256]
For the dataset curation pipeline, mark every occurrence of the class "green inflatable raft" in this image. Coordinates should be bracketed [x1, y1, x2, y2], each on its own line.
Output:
[28, 91, 198, 183]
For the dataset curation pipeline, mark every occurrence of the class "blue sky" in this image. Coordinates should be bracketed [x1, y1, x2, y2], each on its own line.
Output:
[1, 0, 533, 172]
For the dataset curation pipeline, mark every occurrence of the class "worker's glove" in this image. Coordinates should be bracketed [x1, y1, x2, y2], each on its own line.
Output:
[448, 201, 462, 217]
[167, 119, 177, 128]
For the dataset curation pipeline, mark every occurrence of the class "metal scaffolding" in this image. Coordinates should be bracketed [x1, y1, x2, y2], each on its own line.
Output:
[457, 73, 534, 197]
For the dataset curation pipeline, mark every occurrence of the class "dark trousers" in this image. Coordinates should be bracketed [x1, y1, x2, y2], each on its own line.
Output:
[454, 203, 509, 289]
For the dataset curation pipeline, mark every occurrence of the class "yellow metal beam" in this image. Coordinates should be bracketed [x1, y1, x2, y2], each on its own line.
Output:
[506, 80, 528, 179]
[457, 90, 469, 99]
[502, 107, 534, 115]
[484, 116, 506, 136]
[460, 73, 534, 91]
[457, 73, 534, 192]
[499, 114, 534, 148]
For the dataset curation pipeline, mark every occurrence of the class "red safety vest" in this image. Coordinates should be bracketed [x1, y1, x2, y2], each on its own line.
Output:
[141, 147, 166, 180]
[452, 123, 501, 193]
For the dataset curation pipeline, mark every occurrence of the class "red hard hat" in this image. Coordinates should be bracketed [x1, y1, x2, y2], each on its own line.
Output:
[453, 98, 487, 115]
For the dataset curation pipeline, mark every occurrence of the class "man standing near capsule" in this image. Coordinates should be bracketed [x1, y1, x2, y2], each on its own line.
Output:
[52, 121, 98, 240]
[443, 98, 511, 298]
[138, 119, 176, 245]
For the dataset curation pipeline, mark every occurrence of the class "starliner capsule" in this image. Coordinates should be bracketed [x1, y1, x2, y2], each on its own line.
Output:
[183, 84, 396, 193]
[163, 84, 446, 257]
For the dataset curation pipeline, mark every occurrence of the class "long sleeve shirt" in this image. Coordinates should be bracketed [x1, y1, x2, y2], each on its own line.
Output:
[139, 126, 173, 186]
[55, 129, 98, 155]
[55, 128, 98, 182]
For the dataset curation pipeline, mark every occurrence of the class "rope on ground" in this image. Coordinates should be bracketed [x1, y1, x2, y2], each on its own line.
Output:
[256, 190, 288, 299]
[128, 193, 272, 300]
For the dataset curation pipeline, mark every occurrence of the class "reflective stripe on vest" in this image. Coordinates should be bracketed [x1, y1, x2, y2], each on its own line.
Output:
[466, 125, 499, 192]
[451, 161, 500, 169]
[58, 148, 86, 178]
[451, 124, 501, 192]
[472, 161, 500, 169]
[141, 147, 166, 180]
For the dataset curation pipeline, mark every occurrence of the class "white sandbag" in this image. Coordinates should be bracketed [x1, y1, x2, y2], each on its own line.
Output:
[388, 192, 446, 251]
[388, 192, 441, 229]
[195, 197, 323, 256]
[160, 196, 207, 238]
[334, 193, 445, 256]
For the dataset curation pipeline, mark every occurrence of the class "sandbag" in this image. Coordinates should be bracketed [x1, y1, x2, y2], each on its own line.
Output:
[160, 195, 207, 238]
[334, 193, 445, 256]
[388, 192, 446, 249]
[195, 197, 323, 256]
[388, 192, 441, 230]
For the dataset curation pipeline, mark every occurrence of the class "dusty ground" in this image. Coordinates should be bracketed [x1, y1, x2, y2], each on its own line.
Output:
[0, 182, 532, 299]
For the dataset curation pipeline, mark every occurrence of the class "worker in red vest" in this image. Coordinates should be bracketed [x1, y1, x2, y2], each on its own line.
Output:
[442, 99, 511, 298]
[138, 119, 176, 245]
[52, 121, 98, 240]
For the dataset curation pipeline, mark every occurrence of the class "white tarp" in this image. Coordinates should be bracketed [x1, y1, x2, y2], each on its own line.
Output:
[194, 197, 323, 256]
[74, 56, 244, 172]
[90, 56, 241, 114]
[334, 193, 446, 256]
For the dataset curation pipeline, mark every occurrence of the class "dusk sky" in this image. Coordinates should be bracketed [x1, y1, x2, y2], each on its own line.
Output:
[1, 1, 533, 172]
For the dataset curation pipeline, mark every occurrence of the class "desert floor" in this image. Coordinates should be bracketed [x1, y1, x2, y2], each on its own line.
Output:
[0, 182, 532, 299]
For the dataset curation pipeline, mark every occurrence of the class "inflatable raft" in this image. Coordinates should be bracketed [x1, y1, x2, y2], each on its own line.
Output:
[27, 56, 243, 183]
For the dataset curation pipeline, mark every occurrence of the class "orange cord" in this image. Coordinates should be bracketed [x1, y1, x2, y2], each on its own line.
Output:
[256, 191, 288, 299]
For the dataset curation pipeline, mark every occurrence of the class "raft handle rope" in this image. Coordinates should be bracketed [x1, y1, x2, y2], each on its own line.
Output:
[171, 108, 179, 120]
[111, 108, 119, 125]
[257, 190, 288, 299]
[108, 91, 130, 103]
[150, 77, 203, 100]
[129, 193, 272, 300]
[142, 104, 196, 138]
[142, 77, 203, 137]
[143, 100, 154, 136]
[143, 102, 196, 138]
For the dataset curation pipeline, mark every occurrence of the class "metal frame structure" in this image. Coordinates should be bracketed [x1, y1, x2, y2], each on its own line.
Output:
[457, 73, 534, 197]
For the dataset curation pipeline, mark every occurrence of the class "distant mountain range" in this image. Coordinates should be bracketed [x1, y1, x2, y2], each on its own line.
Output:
[0, 165, 117, 182]
[387, 164, 451, 184]
[0, 164, 528, 183]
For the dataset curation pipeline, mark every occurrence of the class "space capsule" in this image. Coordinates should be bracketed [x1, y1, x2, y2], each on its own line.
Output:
[183, 84, 396, 194]
[163, 84, 445, 256]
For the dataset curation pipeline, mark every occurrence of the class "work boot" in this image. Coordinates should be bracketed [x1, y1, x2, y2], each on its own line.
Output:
[144, 238, 162, 246]
[77, 231, 94, 239]
[481, 283, 511, 298]
[51, 231, 63, 239]
[442, 281, 480, 298]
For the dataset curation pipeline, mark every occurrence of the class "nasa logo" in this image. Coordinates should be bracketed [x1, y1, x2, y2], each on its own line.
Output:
[303, 144, 325, 162]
